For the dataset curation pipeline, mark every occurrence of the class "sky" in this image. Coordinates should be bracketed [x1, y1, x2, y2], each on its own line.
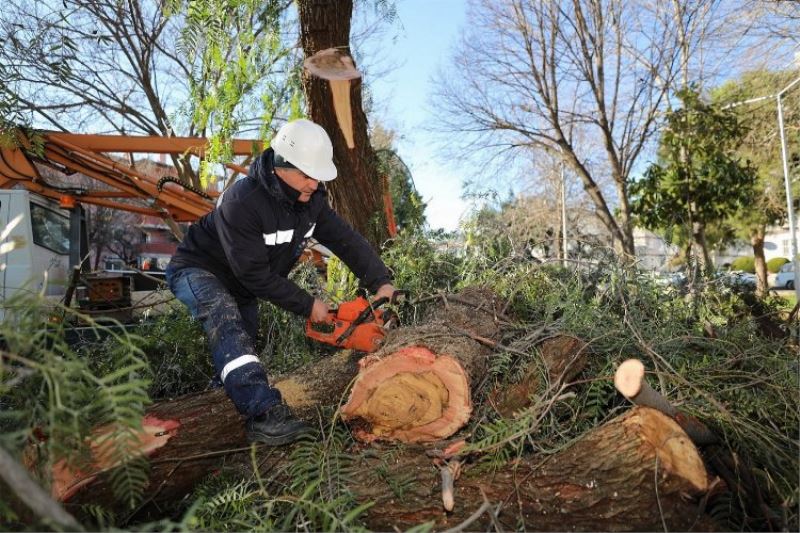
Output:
[367, 1, 470, 232]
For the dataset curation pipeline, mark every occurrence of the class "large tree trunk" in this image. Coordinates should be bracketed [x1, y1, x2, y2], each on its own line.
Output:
[55, 289, 504, 510]
[57, 350, 365, 512]
[296, 0, 387, 247]
[351, 407, 714, 532]
[691, 220, 713, 273]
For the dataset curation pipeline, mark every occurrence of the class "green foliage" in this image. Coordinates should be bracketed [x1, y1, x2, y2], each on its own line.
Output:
[766, 257, 789, 273]
[630, 87, 758, 268]
[164, 423, 370, 532]
[325, 256, 359, 304]
[130, 303, 214, 399]
[0, 292, 152, 512]
[374, 148, 426, 234]
[381, 231, 464, 298]
[257, 261, 324, 373]
[712, 69, 800, 235]
[166, 0, 301, 186]
[730, 256, 756, 273]
[448, 248, 797, 529]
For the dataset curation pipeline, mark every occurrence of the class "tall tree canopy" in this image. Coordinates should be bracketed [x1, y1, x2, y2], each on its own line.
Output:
[629, 88, 757, 272]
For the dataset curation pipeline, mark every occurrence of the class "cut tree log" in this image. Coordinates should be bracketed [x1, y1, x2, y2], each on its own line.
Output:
[52, 288, 503, 512]
[614, 359, 780, 529]
[492, 334, 588, 417]
[56, 349, 365, 512]
[341, 287, 503, 442]
[351, 407, 715, 532]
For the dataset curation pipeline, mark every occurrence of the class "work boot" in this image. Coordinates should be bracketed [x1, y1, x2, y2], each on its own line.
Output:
[245, 403, 311, 445]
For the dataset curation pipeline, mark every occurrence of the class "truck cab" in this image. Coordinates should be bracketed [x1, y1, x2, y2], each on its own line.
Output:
[0, 190, 70, 305]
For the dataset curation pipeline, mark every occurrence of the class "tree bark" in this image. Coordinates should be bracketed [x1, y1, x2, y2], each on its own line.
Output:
[55, 289, 504, 510]
[351, 407, 714, 532]
[751, 226, 768, 297]
[691, 219, 713, 273]
[491, 335, 588, 418]
[296, 0, 387, 247]
[56, 350, 365, 512]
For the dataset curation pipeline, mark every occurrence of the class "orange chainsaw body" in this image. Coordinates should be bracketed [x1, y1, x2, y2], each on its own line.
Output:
[305, 296, 389, 353]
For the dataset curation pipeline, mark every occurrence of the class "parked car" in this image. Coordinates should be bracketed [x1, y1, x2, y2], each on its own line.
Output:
[653, 271, 687, 288]
[718, 270, 757, 289]
[775, 262, 795, 290]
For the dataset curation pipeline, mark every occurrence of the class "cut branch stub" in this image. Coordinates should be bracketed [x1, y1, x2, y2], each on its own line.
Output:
[615, 358, 679, 418]
[341, 346, 471, 443]
[304, 48, 361, 149]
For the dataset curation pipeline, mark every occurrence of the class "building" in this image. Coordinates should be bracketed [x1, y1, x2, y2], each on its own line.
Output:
[633, 222, 798, 271]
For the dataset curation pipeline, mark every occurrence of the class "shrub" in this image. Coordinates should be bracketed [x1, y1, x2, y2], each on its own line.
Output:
[729, 255, 755, 273]
[767, 257, 789, 273]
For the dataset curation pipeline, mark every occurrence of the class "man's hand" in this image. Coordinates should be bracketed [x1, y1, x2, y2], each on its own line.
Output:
[309, 298, 331, 323]
[374, 283, 396, 301]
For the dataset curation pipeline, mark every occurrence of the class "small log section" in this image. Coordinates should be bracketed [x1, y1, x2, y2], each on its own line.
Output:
[492, 335, 588, 417]
[57, 349, 365, 512]
[352, 407, 714, 532]
[341, 287, 502, 442]
[615, 359, 780, 529]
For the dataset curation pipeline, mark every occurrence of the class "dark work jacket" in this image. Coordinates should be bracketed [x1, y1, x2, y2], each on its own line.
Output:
[168, 149, 391, 317]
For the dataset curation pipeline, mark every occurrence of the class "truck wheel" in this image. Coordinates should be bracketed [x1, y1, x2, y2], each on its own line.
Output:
[787, 280, 794, 290]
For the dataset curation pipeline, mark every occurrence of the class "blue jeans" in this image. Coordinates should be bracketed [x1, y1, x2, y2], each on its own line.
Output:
[165, 266, 282, 418]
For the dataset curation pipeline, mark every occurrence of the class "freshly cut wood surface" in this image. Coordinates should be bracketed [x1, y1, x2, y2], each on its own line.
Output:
[342, 346, 471, 442]
[341, 288, 503, 442]
[352, 407, 713, 532]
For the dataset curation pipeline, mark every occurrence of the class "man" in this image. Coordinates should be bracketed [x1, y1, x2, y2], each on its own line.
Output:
[166, 119, 395, 445]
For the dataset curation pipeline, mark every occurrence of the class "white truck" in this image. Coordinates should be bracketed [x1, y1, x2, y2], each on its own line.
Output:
[0, 190, 70, 305]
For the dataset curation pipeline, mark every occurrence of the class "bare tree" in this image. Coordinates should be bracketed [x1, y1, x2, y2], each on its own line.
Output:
[433, 0, 697, 256]
[434, 0, 795, 258]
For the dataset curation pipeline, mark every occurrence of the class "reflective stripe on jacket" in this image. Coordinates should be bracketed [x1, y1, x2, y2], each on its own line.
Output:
[168, 149, 391, 317]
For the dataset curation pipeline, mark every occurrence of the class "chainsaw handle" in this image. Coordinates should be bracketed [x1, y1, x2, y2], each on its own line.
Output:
[390, 289, 409, 304]
[369, 289, 408, 309]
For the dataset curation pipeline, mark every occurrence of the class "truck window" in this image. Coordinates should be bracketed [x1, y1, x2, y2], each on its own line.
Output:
[30, 203, 70, 255]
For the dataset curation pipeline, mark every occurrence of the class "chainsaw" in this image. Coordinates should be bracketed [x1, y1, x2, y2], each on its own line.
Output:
[305, 290, 407, 352]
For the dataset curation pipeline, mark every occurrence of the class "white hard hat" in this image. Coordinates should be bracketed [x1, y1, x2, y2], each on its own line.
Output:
[271, 119, 337, 181]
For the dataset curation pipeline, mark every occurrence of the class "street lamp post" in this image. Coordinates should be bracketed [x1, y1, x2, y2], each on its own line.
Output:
[724, 74, 800, 306]
[776, 76, 800, 305]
